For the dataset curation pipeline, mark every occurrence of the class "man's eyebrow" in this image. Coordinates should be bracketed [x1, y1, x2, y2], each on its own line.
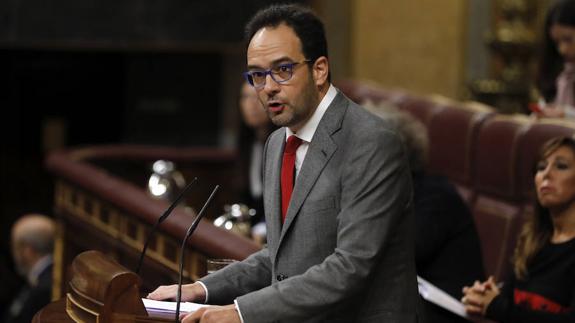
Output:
[247, 57, 295, 70]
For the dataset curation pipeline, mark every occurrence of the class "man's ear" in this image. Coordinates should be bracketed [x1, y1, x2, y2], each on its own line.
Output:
[312, 56, 329, 87]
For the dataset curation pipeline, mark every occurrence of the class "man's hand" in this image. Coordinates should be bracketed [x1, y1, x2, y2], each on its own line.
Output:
[147, 282, 206, 303]
[182, 304, 241, 323]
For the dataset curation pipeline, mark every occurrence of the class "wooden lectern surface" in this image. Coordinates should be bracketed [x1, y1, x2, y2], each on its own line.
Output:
[33, 298, 181, 323]
[34, 250, 182, 323]
[33, 299, 74, 323]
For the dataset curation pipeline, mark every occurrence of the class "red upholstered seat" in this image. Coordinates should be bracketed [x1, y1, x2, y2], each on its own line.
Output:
[425, 100, 494, 203]
[474, 115, 531, 198]
[472, 196, 523, 280]
[395, 94, 445, 127]
[472, 115, 531, 280]
[334, 79, 405, 105]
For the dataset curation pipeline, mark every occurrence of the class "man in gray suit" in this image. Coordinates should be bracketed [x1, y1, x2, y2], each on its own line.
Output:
[148, 4, 420, 322]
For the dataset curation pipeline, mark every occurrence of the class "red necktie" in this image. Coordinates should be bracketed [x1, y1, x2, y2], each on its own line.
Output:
[281, 135, 303, 223]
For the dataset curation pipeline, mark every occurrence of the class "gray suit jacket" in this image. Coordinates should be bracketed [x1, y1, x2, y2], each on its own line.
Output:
[202, 91, 420, 322]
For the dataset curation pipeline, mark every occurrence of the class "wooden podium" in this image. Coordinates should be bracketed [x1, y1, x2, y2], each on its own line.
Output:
[39, 146, 261, 322]
[34, 250, 177, 323]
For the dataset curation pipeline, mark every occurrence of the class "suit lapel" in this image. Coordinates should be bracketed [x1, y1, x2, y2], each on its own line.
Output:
[278, 93, 347, 243]
[265, 130, 285, 255]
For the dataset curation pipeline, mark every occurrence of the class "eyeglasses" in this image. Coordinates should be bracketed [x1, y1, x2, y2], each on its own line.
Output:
[243, 60, 312, 89]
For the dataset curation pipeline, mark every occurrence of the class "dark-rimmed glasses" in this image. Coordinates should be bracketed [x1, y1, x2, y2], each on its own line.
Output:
[243, 60, 312, 89]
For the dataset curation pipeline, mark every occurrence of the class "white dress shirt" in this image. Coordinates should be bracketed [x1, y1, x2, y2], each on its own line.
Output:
[285, 84, 337, 176]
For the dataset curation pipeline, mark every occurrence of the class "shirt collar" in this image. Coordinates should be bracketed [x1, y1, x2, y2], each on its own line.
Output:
[28, 255, 52, 286]
[286, 84, 337, 142]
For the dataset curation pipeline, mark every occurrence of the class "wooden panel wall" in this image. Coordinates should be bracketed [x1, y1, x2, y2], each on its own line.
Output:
[351, 0, 468, 98]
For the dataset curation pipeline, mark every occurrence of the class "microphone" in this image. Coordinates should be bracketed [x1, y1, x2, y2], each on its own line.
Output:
[175, 185, 219, 322]
[135, 177, 198, 274]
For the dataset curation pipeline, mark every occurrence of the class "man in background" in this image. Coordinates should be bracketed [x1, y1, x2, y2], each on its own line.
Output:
[4, 214, 55, 323]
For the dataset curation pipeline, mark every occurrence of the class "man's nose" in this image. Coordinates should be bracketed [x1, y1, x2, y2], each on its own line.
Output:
[263, 73, 280, 94]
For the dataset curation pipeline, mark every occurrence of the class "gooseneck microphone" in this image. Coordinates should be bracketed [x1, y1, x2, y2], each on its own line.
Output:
[135, 177, 198, 274]
[175, 185, 219, 323]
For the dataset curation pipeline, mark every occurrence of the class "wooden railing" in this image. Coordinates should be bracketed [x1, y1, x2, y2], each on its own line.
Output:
[45, 145, 261, 299]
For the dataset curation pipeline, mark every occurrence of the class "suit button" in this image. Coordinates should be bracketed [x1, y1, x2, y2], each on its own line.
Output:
[276, 274, 287, 281]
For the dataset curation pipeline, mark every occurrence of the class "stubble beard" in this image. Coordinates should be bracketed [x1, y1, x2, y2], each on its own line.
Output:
[265, 77, 319, 130]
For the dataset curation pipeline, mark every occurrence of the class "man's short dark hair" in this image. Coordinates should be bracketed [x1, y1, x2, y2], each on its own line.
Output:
[245, 4, 329, 79]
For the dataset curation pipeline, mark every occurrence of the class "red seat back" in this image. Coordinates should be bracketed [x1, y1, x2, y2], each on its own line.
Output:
[425, 101, 494, 202]
[472, 115, 530, 280]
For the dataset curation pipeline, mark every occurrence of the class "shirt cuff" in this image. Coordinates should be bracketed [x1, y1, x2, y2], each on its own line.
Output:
[197, 281, 209, 303]
[234, 299, 246, 323]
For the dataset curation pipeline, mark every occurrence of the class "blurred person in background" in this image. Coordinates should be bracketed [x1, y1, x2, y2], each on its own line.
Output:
[0, 249, 23, 320]
[4, 214, 55, 323]
[534, 0, 575, 119]
[236, 81, 275, 242]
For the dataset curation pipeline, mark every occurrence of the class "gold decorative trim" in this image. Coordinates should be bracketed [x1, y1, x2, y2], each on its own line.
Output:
[55, 180, 201, 280]
[51, 219, 65, 300]
[66, 292, 99, 323]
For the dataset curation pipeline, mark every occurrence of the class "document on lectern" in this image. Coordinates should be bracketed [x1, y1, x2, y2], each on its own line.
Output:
[142, 298, 208, 314]
[417, 276, 470, 318]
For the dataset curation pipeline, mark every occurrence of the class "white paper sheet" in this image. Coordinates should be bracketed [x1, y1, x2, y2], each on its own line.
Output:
[417, 276, 470, 318]
[142, 298, 208, 313]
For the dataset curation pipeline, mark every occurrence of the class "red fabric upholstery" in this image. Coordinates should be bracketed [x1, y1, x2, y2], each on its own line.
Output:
[474, 115, 530, 199]
[395, 95, 445, 127]
[472, 196, 522, 279]
[425, 101, 494, 197]
[472, 115, 531, 279]
[335, 79, 405, 105]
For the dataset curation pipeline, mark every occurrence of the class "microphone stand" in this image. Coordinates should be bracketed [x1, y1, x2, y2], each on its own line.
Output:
[136, 177, 198, 274]
[175, 185, 219, 322]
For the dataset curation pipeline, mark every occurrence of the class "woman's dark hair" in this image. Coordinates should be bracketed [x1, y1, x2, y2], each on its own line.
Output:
[244, 4, 330, 82]
[513, 136, 575, 279]
[536, 0, 575, 102]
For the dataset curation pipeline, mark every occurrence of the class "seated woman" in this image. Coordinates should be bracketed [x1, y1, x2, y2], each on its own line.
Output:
[462, 136, 575, 322]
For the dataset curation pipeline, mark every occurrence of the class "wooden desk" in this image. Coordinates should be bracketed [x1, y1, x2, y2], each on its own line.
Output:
[33, 250, 188, 323]
[33, 299, 183, 323]
[33, 299, 74, 323]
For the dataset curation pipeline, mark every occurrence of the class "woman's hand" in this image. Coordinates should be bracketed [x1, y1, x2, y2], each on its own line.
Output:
[147, 282, 207, 303]
[535, 105, 566, 118]
[461, 276, 501, 316]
